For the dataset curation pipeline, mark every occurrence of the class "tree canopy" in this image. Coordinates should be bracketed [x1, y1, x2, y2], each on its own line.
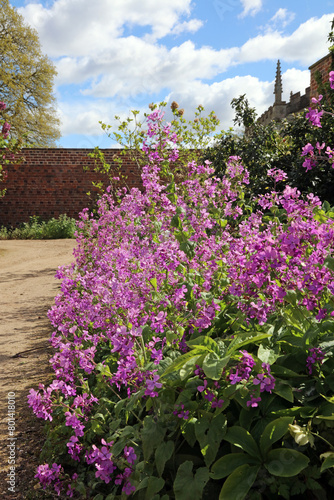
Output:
[0, 0, 61, 147]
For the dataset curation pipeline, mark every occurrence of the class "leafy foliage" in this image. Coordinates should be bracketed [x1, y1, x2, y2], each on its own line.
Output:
[0, 0, 60, 146]
[84, 102, 222, 197]
[27, 83, 334, 499]
[204, 74, 334, 204]
[0, 214, 76, 239]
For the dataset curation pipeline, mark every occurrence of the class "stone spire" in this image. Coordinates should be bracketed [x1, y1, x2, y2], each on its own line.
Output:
[274, 60, 283, 104]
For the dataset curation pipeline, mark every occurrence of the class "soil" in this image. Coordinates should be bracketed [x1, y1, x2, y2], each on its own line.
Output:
[0, 240, 76, 499]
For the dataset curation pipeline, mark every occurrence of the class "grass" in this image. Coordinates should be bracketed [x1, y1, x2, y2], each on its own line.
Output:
[0, 214, 77, 240]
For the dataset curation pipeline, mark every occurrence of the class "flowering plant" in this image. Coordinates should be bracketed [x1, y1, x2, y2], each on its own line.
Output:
[29, 89, 334, 498]
[0, 101, 24, 197]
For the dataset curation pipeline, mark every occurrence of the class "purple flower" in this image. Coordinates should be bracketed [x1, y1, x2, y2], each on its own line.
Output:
[229, 350, 255, 384]
[0, 101, 6, 110]
[145, 374, 162, 397]
[247, 396, 261, 407]
[124, 446, 137, 465]
[66, 435, 83, 461]
[306, 108, 323, 127]
[329, 71, 334, 90]
[267, 168, 288, 182]
[301, 143, 314, 156]
[1, 121, 10, 138]
[173, 403, 190, 419]
[306, 347, 325, 374]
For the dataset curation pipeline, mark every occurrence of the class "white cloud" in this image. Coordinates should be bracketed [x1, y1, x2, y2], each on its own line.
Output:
[281, 68, 310, 102]
[239, 0, 263, 18]
[269, 8, 295, 29]
[237, 14, 333, 65]
[15, 1, 334, 141]
[18, 0, 201, 56]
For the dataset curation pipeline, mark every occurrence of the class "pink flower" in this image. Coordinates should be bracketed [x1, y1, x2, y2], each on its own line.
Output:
[329, 71, 334, 90]
[305, 108, 323, 127]
[1, 121, 10, 138]
[0, 101, 6, 110]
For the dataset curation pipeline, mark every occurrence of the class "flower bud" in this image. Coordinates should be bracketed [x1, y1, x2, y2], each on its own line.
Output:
[289, 423, 315, 447]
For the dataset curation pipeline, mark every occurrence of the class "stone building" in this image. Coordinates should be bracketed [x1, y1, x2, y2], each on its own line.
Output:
[257, 60, 310, 125]
[257, 52, 333, 126]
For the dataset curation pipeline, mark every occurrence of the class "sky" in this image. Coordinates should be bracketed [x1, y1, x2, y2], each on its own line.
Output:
[9, 0, 334, 148]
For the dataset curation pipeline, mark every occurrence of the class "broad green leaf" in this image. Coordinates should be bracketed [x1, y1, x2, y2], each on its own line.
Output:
[223, 426, 260, 458]
[202, 352, 230, 380]
[149, 277, 158, 292]
[187, 336, 220, 355]
[211, 453, 259, 479]
[194, 414, 226, 467]
[257, 344, 280, 364]
[145, 476, 165, 499]
[324, 256, 334, 272]
[285, 290, 297, 306]
[226, 334, 272, 355]
[141, 416, 166, 461]
[265, 448, 309, 477]
[320, 454, 334, 473]
[259, 417, 293, 457]
[161, 351, 204, 377]
[270, 365, 306, 379]
[155, 441, 174, 477]
[171, 214, 182, 229]
[219, 464, 260, 500]
[274, 382, 294, 403]
[173, 461, 209, 500]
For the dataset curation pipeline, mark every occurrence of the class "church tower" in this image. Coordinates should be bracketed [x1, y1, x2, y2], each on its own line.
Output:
[274, 60, 283, 104]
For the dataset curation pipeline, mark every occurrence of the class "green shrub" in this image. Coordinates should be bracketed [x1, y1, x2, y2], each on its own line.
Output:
[0, 214, 76, 239]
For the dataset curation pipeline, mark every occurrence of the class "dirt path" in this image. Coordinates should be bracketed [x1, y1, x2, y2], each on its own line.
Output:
[0, 240, 75, 499]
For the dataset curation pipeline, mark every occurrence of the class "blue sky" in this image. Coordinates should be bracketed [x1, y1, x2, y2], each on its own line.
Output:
[10, 0, 334, 148]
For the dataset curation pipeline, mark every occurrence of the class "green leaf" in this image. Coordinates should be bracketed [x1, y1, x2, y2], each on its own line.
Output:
[265, 448, 309, 477]
[171, 215, 182, 229]
[257, 344, 280, 364]
[187, 336, 220, 354]
[149, 277, 158, 292]
[270, 365, 306, 378]
[274, 382, 294, 402]
[155, 441, 174, 477]
[141, 416, 166, 461]
[324, 256, 334, 272]
[219, 464, 260, 500]
[202, 353, 230, 380]
[259, 417, 294, 457]
[194, 414, 226, 467]
[285, 290, 297, 306]
[320, 454, 334, 473]
[173, 461, 209, 500]
[223, 426, 260, 458]
[145, 477, 165, 499]
[161, 351, 203, 377]
[226, 333, 272, 355]
[211, 453, 259, 479]
[93, 495, 104, 500]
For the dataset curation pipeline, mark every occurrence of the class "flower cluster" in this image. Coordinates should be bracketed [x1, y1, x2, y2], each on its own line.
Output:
[28, 101, 334, 497]
[302, 77, 334, 171]
[306, 347, 325, 374]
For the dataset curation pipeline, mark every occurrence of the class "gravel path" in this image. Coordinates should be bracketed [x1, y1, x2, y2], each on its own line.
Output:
[0, 240, 75, 499]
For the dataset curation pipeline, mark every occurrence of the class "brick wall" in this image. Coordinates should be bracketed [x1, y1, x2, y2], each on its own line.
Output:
[0, 149, 142, 227]
[309, 52, 334, 98]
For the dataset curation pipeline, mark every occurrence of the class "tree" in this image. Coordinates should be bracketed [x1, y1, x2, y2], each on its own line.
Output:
[0, 0, 60, 147]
